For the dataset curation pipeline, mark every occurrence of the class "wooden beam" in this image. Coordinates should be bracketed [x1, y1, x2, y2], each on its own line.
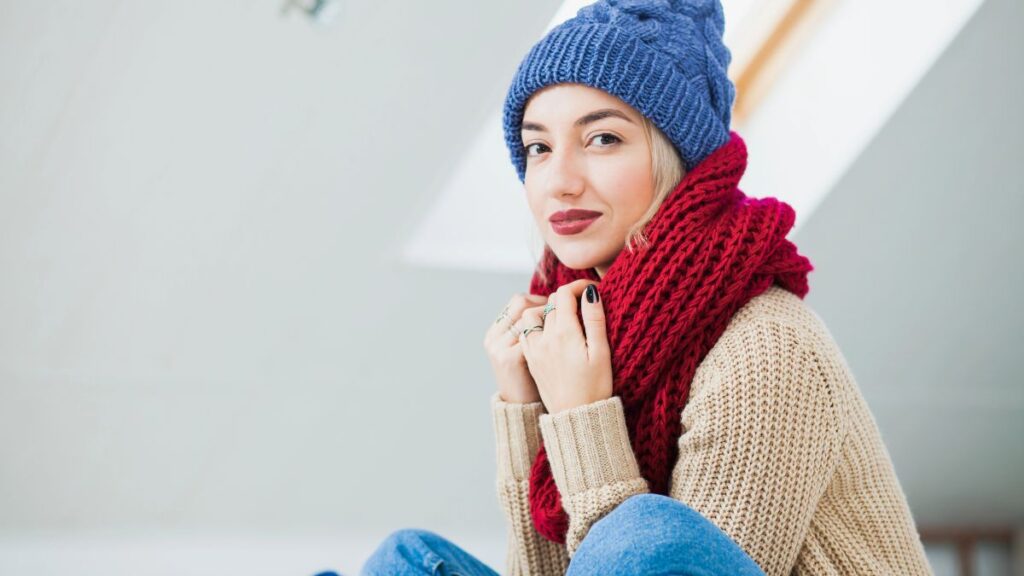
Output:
[919, 526, 1015, 576]
[732, 0, 833, 125]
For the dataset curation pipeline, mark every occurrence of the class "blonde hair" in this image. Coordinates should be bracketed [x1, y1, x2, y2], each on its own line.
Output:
[529, 115, 686, 283]
[624, 115, 687, 252]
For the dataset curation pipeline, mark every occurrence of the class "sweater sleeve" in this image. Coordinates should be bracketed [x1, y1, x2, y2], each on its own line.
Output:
[536, 395, 651, 558]
[669, 317, 847, 576]
[490, 391, 571, 576]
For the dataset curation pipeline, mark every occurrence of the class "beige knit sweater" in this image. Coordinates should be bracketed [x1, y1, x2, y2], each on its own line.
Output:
[490, 285, 934, 575]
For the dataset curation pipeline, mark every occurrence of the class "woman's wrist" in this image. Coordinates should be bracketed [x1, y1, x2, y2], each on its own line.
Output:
[499, 390, 544, 405]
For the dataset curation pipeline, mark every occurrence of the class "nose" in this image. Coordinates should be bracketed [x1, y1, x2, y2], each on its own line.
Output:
[542, 145, 585, 199]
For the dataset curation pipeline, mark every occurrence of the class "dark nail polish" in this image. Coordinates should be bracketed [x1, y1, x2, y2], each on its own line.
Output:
[586, 284, 599, 303]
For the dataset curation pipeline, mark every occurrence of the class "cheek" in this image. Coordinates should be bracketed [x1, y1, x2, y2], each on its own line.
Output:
[525, 189, 547, 225]
[603, 168, 654, 221]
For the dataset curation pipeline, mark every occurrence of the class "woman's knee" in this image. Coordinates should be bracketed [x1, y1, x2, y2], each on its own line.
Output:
[361, 528, 498, 576]
[369, 527, 431, 556]
[568, 493, 762, 575]
[598, 487, 704, 532]
[361, 528, 445, 576]
[586, 493, 706, 548]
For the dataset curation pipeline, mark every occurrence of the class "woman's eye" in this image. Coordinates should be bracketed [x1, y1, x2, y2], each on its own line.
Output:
[591, 133, 621, 147]
[522, 134, 620, 157]
[523, 142, 549, 157]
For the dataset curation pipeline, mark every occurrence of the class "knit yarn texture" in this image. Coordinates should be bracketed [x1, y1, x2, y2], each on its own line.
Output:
[525, 130, 815, 544]
[502, 0, 736, 182]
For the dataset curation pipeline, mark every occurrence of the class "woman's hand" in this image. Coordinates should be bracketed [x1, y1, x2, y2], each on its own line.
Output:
[519, 279, 613, 414]
[483, 292, 548, 404]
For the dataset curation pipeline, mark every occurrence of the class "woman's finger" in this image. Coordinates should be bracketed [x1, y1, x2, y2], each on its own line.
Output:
[517, 306, 545, 349]
[552, 279, 594, 337]
[579, 283, 609, 362]
[494, 293, 546, 335]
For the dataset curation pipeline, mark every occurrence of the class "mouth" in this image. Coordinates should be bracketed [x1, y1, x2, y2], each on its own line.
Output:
[549, 213, 601, 236]
[549, 208, 603, 223]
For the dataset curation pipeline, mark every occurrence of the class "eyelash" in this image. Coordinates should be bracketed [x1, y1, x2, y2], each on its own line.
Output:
[522, 133, 622, 157]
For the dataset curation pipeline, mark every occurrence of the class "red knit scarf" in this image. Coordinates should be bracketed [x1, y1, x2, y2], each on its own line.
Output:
[525, 130, 814, 544]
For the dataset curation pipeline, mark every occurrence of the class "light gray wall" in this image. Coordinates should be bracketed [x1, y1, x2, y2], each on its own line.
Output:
[0, 0, 561, 540]
[0, 0, 1020, 573]
[792, 0, 1024, 529]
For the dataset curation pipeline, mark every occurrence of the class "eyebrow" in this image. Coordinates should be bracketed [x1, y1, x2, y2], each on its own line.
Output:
[521, 108, 636, 133]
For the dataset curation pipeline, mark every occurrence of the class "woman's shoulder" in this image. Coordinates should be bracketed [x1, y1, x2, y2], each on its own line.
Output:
[724, 284, 830, 341]
[710, 284, 846, 362]
[694, 284, 854, 416]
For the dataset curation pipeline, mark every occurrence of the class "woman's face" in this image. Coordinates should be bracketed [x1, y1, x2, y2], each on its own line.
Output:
[521, 83, 654, 278]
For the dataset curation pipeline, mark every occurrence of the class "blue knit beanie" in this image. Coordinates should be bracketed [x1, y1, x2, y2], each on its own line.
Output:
[502, 0, 736, 183]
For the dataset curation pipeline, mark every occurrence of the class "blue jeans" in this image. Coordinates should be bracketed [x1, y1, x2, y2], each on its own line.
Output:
[356, 493, 765, 575]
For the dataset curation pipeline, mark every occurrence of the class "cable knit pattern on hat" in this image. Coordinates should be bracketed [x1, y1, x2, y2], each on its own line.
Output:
[502, 0, 736, 182]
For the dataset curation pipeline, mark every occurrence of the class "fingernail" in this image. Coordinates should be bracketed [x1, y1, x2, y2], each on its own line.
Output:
[585, 284, 599, 304]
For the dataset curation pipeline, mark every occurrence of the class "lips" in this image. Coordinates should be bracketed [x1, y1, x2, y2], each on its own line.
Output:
[549, 209, 602, 236]
[549, 209, 603, 223]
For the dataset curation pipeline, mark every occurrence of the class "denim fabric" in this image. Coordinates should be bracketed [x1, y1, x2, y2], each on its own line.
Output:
[359, 528, 499, 576]
[566, 493, 766, 575]
[355, 493, 765, 576]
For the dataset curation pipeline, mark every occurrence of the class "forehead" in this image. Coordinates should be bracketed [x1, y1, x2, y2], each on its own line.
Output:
[523, 83, 640, 123]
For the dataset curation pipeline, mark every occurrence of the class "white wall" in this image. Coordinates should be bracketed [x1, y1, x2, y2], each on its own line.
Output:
[1, 0, 1020, 574]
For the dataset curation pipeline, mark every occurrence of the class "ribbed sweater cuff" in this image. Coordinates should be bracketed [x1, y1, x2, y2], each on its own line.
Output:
[538, 396, 643, 496]
[491, 391, 547, 481]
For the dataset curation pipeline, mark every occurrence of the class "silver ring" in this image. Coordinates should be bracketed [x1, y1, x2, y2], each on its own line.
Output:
[495, 304, 511, 324]
[521, 325, 544, 338]
[541, 303, 556, 320]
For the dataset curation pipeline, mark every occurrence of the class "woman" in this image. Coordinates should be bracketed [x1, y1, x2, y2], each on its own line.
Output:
[359, 1, 934, 574]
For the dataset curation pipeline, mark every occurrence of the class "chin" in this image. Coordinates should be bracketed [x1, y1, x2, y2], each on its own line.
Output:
[549, 240, 609, 271]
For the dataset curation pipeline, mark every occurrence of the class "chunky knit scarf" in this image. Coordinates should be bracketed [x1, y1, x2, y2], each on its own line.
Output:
[526, 130, 814, 544]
